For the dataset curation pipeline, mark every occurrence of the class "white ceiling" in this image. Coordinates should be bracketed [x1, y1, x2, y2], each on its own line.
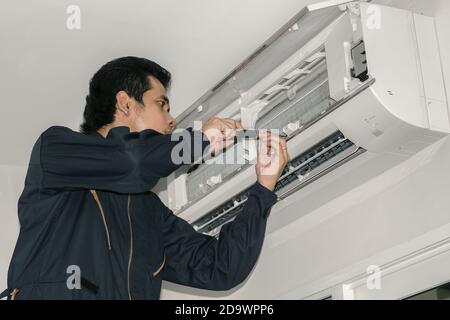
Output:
[0, 0, 437, 166]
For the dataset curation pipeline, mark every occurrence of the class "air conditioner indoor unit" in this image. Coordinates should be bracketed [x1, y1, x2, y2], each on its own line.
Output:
[161, 0, 449, 238]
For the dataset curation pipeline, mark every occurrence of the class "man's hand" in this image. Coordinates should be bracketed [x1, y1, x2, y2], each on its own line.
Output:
[202, 117, 243, 156]
[256, 132, 290, 192]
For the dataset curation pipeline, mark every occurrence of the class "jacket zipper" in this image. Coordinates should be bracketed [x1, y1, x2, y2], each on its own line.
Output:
[153, 255, 166, 277]
[127, 194, 133, 300]
[90, 190, 112, 250]
[11, 288, 19, 300]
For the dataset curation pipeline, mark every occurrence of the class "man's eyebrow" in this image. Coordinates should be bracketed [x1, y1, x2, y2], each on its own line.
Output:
[158, 95, 170, 104]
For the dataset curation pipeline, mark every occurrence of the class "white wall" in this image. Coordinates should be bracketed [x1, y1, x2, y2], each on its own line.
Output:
[161, 0, 450, 299]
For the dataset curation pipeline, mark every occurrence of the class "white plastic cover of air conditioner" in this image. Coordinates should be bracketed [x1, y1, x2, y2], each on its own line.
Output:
[163, 1, 449, 233]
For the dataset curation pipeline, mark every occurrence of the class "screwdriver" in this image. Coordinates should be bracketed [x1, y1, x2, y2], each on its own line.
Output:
[233, 129, 288, 144]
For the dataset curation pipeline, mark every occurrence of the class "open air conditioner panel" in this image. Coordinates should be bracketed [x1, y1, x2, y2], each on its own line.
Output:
[175, 2, 353, 130]
[178, 45, 371, 213]
[165, 1, 449, 232]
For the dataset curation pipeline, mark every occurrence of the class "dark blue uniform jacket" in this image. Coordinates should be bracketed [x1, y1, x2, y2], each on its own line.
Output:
[3, 126, 277, 299]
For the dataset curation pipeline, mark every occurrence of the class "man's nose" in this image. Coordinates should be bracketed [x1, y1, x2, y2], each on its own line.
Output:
[169, 116, 176, 130]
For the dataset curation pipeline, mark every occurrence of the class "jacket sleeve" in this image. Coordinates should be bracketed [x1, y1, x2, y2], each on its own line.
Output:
[37, 126, 209, 193]
[160, 182, 277, 291]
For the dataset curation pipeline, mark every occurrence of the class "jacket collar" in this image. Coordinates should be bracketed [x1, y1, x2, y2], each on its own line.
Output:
[87, 126, 163, 139]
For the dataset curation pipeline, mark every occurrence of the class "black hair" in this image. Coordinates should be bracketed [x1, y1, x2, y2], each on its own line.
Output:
[80, 56, 171, 133]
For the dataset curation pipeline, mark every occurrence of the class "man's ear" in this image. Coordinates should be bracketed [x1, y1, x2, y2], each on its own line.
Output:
[116, 91, 131, 116]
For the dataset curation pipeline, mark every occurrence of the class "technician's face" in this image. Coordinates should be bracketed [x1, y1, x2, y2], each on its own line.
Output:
[132, 76, 176, 134]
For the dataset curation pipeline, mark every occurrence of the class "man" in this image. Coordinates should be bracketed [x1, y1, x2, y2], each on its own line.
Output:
[2, 56, 289, 300]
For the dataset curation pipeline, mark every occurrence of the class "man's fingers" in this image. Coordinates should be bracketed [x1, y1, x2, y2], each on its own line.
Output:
[221, 119, 237, 133]
[280, 138, 289, 163]
[223, 128, 236, 143]
[258, 130, 273, 144]
[222, 119, 237, 129]
[261, 135, 280, 161]
[259, 134, 289, 165]
[220, 120, 238, 150]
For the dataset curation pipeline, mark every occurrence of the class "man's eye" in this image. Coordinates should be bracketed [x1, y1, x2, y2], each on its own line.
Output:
[157, 100, 165, 107]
